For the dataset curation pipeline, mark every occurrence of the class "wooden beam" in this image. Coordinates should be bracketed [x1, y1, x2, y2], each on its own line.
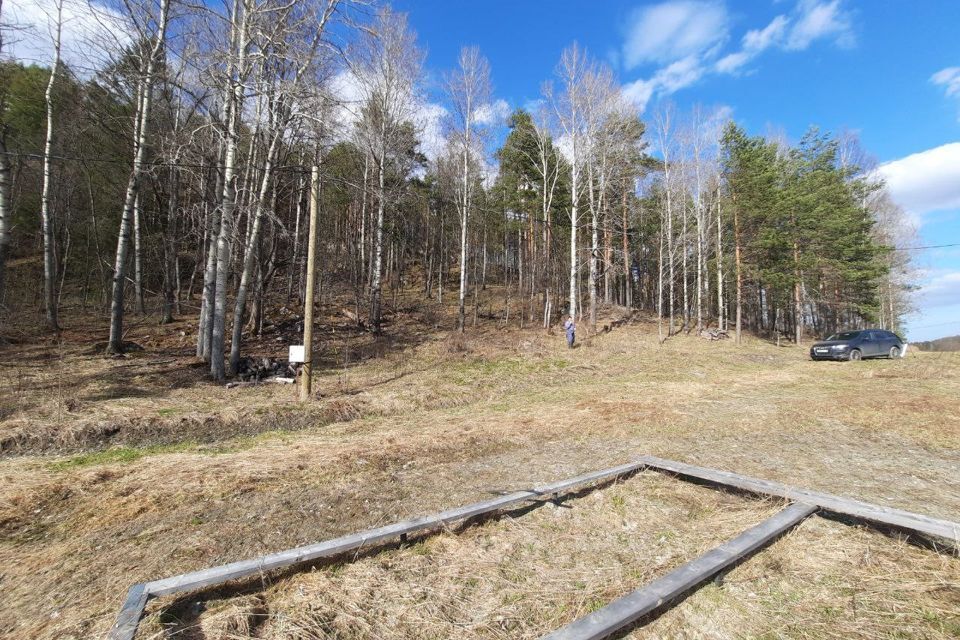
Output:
[639, 456, 960, 545]
[541, 502, 818, 640]
[108, 460, 646, 640]
[110, 584, 149, 640]
[108, 456, 960, 640]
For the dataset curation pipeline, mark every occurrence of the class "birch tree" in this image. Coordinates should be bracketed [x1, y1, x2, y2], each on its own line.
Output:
[654, 104, 677, 336]
[39, 0, 65, 331]
[444, 46, 491, 332]
[228, 0, 339, 374]
[545, 43, 591, 320]
[581, 63, 620, 330]
[349, 7, 424, 334]
[107, 0, 172, 353]
[0, 0, 11, 307]
[207, 0, 255, 378]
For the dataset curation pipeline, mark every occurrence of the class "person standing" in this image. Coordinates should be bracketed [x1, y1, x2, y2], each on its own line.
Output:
[564, 315, 576, 348]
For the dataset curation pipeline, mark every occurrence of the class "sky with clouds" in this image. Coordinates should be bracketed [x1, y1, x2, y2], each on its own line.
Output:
[7, 0, 960, 339]
[392, 0, 960, 341]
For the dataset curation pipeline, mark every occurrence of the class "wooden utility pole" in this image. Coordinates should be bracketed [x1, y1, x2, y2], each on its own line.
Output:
[300, 166, 320, 401]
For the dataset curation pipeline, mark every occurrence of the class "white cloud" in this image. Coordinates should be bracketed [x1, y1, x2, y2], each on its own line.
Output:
[714, 51, 750, 74]
[473, 99, 511, 127]
[932, 67, 960, 97]
[915, 270, 960, 310]
[785, 0, 854, 51]
[555, 133, 574, 165]
[744, 15, 789, 51]
[622, 1, 728, 68]
[622, 78, 656, 112]
[327, 70, 365, 132]
[416, 101, 448, 162]
[623, 1, 855, 111]
[931, 67, 960, 120]
[3, 0, 129, 71]
[327, 69, 448, 162]
[623, 54, 705, 112]
[715, 15, 789, 73]
[715, 2, 852, 75]
[656, 55, 706, 92]
[877, 143, 960, 224]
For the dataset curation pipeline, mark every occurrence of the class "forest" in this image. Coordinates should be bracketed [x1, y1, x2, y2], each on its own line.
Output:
[0, 0, 917, 380]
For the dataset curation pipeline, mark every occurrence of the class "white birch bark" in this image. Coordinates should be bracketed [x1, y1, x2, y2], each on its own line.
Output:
[40, 0, 64, 331]
[444, 46, 491, 332]
[209, 0, 252, 379]
[228, 0, 337, 374]
[348, 7, 424, 334]
[108, 0, 171, 353]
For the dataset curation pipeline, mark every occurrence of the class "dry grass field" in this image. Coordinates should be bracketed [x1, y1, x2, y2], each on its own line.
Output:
[1, 298, 958, 639]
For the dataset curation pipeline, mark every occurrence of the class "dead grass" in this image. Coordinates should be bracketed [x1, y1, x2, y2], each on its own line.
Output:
[641, 517, 960, 639]
[0, 293, 958, 639]
[143, 474, 784, 639]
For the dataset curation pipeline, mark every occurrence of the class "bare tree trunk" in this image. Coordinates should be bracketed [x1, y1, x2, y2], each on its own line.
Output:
[569, 163, 578, 318]
[161, 166, 179, 324]
[457, 184, 468, 331]
[133, 192, 145, 314]
[287, 174, 303, 301]
[695, 204, 703, 332]
[0, 0, 10, 306]
[0, 138, 11, 306]
[447, 47, 489, 332]
[733, 197, 743, 345]
[621, 185, 630, 309]
[587, 168, 599, 331]
[682, 197, 689, 330]
[108, 0, 170, 353]
[369, 151, 385, 333]
[197, 196, 220, 358]
[793, 241, 803, 344]
[359, 151, 369, 284]
[666, 183, 674, 335]
[210, 0, 251, 379]
[230, 129, 285, 373]
[716, 197, 724, 330]
[657, 202, 664, 343]
[40, 0, 64, 331]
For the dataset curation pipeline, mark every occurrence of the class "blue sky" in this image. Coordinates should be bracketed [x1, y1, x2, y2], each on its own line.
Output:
[393, 0, 960, 341]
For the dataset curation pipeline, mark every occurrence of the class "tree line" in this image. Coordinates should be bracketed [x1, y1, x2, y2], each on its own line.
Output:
[0, 0, 916, 380]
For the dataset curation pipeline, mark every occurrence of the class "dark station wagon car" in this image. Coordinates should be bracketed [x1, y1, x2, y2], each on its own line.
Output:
[810, 330, 905, 361]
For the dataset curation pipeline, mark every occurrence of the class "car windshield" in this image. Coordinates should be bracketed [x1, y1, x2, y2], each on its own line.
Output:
[828, 331, 861, 341]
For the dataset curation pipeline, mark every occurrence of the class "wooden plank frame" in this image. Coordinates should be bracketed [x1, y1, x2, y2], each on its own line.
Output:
[108, 460, 646, 640]
[541, 502, 819, 640]
[108, 456, 960, 640]
[638, 456, 960, 546]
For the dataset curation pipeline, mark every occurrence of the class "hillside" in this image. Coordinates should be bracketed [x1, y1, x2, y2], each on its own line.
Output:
[914, 335, 960, 352]
[1, 300, 958, 639]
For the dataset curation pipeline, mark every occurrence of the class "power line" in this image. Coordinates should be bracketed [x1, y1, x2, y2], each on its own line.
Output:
[890, 243, 960, 252]
[2, 150, 314, 174]
[907, 319, 960, 330]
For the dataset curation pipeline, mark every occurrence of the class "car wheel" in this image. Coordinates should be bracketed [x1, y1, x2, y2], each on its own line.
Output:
[889, 346, 900, 359]
[848, 349, 862, 362]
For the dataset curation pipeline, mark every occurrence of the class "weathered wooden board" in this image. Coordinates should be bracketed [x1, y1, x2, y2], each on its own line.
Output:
[540, 502, 818, 640]
[109, 455, 960, 640]
[108, 460, 646, 640]
[639, 455, 960, 545]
